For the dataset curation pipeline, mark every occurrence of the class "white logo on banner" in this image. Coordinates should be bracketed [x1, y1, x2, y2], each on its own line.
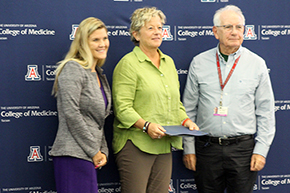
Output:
[258, 174, 290, 191]
[25, 65, 41, 81]
[244, 25, 257, 40]
[168, 179, 176, 193]
[275, 100, 290, 112]
[1, 106, 57, 123]
[260, 25, 290, 40]
[0, 23, 55, 41]
[69, 24, 78, 40]
[178, 179, 197, 191]
[25, 64, 57, 82]
[69, 24, 173, 41]
[44, 64, 57, 81]
[162, 25, 173, 41]
[27, 146, 43, 162]
[176, 26, 214, 41]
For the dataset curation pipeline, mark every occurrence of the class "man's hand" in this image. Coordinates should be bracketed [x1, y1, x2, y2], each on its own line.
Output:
[250, 154, 266, 171]
[184, 119, 199, 131]
[183, 154, 196, 171]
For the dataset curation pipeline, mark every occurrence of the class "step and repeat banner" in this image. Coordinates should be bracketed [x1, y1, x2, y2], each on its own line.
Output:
[1, 0, 290, 192]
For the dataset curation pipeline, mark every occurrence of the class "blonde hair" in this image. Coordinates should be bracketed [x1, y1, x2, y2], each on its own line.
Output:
[130, 7, 166, 45]
[52, 17, 107, 96]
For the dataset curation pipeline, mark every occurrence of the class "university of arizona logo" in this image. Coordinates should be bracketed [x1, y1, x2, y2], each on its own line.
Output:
[244, 25, 257, 40]
[27, 146, 43, 162]
[70, 24, 79, 40]
[25, 65, 41, 81]
[70, 24, 173, 41]
[162, 25, 173, 41]
[168, 179, 176, 193]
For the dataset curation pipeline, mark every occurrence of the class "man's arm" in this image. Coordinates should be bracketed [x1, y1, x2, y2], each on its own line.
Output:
[183, 154, 197, 171]
[253, 61, 275, 158]
[182, 58, 199, 170]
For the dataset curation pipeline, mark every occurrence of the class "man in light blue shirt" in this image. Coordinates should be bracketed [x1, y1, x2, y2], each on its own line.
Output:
[182, 5, 275, 193]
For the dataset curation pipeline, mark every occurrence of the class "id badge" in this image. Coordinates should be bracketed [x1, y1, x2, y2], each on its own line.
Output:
[213, 106, 228, 117]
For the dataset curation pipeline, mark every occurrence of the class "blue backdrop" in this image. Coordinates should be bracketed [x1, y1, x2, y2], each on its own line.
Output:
[1, 0, 290, 192]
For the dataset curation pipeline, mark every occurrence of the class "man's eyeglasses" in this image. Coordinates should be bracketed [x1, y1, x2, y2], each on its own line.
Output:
[216, 24, 244, 32]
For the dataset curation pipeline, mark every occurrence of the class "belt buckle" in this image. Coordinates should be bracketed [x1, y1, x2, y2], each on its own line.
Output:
[219, 136, 228, 145]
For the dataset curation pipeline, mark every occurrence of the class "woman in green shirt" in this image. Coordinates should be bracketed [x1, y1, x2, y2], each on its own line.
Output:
[112, 7, 198, 193]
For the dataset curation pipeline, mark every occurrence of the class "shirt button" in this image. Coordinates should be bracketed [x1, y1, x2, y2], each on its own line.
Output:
[165, 85, 168, 87]
[168, 97, 171, 100]
[161, 74, 164, 76]
[223, 121, 226, 124]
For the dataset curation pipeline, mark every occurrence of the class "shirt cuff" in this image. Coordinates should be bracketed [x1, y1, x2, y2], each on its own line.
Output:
[182, 136, 196, 155]
[253, 141, 270, 158]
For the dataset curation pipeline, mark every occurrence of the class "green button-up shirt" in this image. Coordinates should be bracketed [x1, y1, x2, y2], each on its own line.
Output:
[112, 46, 188, 154]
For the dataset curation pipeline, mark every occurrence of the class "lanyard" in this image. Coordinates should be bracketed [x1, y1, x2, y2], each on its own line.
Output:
[216, 52, 241, 91]
[216, 52, 241, 106]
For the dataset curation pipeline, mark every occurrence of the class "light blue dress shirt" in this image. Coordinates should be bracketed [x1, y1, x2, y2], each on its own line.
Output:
[183, 45, 275, 158]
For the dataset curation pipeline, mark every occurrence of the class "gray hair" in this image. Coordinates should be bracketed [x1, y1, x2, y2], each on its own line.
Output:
[213, 5, 245, 26]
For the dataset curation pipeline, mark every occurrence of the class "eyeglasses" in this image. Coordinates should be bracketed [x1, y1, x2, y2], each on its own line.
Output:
[216, 24, 244, 32]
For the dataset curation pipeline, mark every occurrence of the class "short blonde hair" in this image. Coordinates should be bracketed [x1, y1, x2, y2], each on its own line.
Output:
[130, 7, 166, 45]
[52, 17, 107, 96]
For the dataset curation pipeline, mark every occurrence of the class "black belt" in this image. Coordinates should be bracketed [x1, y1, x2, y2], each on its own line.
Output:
[197, 134, 254, 146]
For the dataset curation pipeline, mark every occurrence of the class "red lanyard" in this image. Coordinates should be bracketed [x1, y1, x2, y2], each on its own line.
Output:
[216, 52, 241, 91]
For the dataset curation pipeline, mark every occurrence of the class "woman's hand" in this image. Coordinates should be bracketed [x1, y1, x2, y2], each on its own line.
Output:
[93, 151, 107, 169]
[147, 123, 166, 139]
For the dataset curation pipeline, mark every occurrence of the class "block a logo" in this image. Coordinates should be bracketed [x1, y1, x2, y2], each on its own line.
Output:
[27, 146, 43, 162]
[168, 179, 176, 193]
[70, 24, 79, 40]
[201, 0, 216, 2]
[244, 25, 257, 40]
[162, 25, 173, 41]
[25, 65, 41, 81]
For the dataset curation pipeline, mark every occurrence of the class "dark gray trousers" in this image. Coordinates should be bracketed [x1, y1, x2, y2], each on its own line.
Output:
[115, 140, 172, 193]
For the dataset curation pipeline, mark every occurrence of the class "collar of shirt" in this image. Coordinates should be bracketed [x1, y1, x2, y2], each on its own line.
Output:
[216, 44, 243, 63]
[133, 46, 166, 65]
